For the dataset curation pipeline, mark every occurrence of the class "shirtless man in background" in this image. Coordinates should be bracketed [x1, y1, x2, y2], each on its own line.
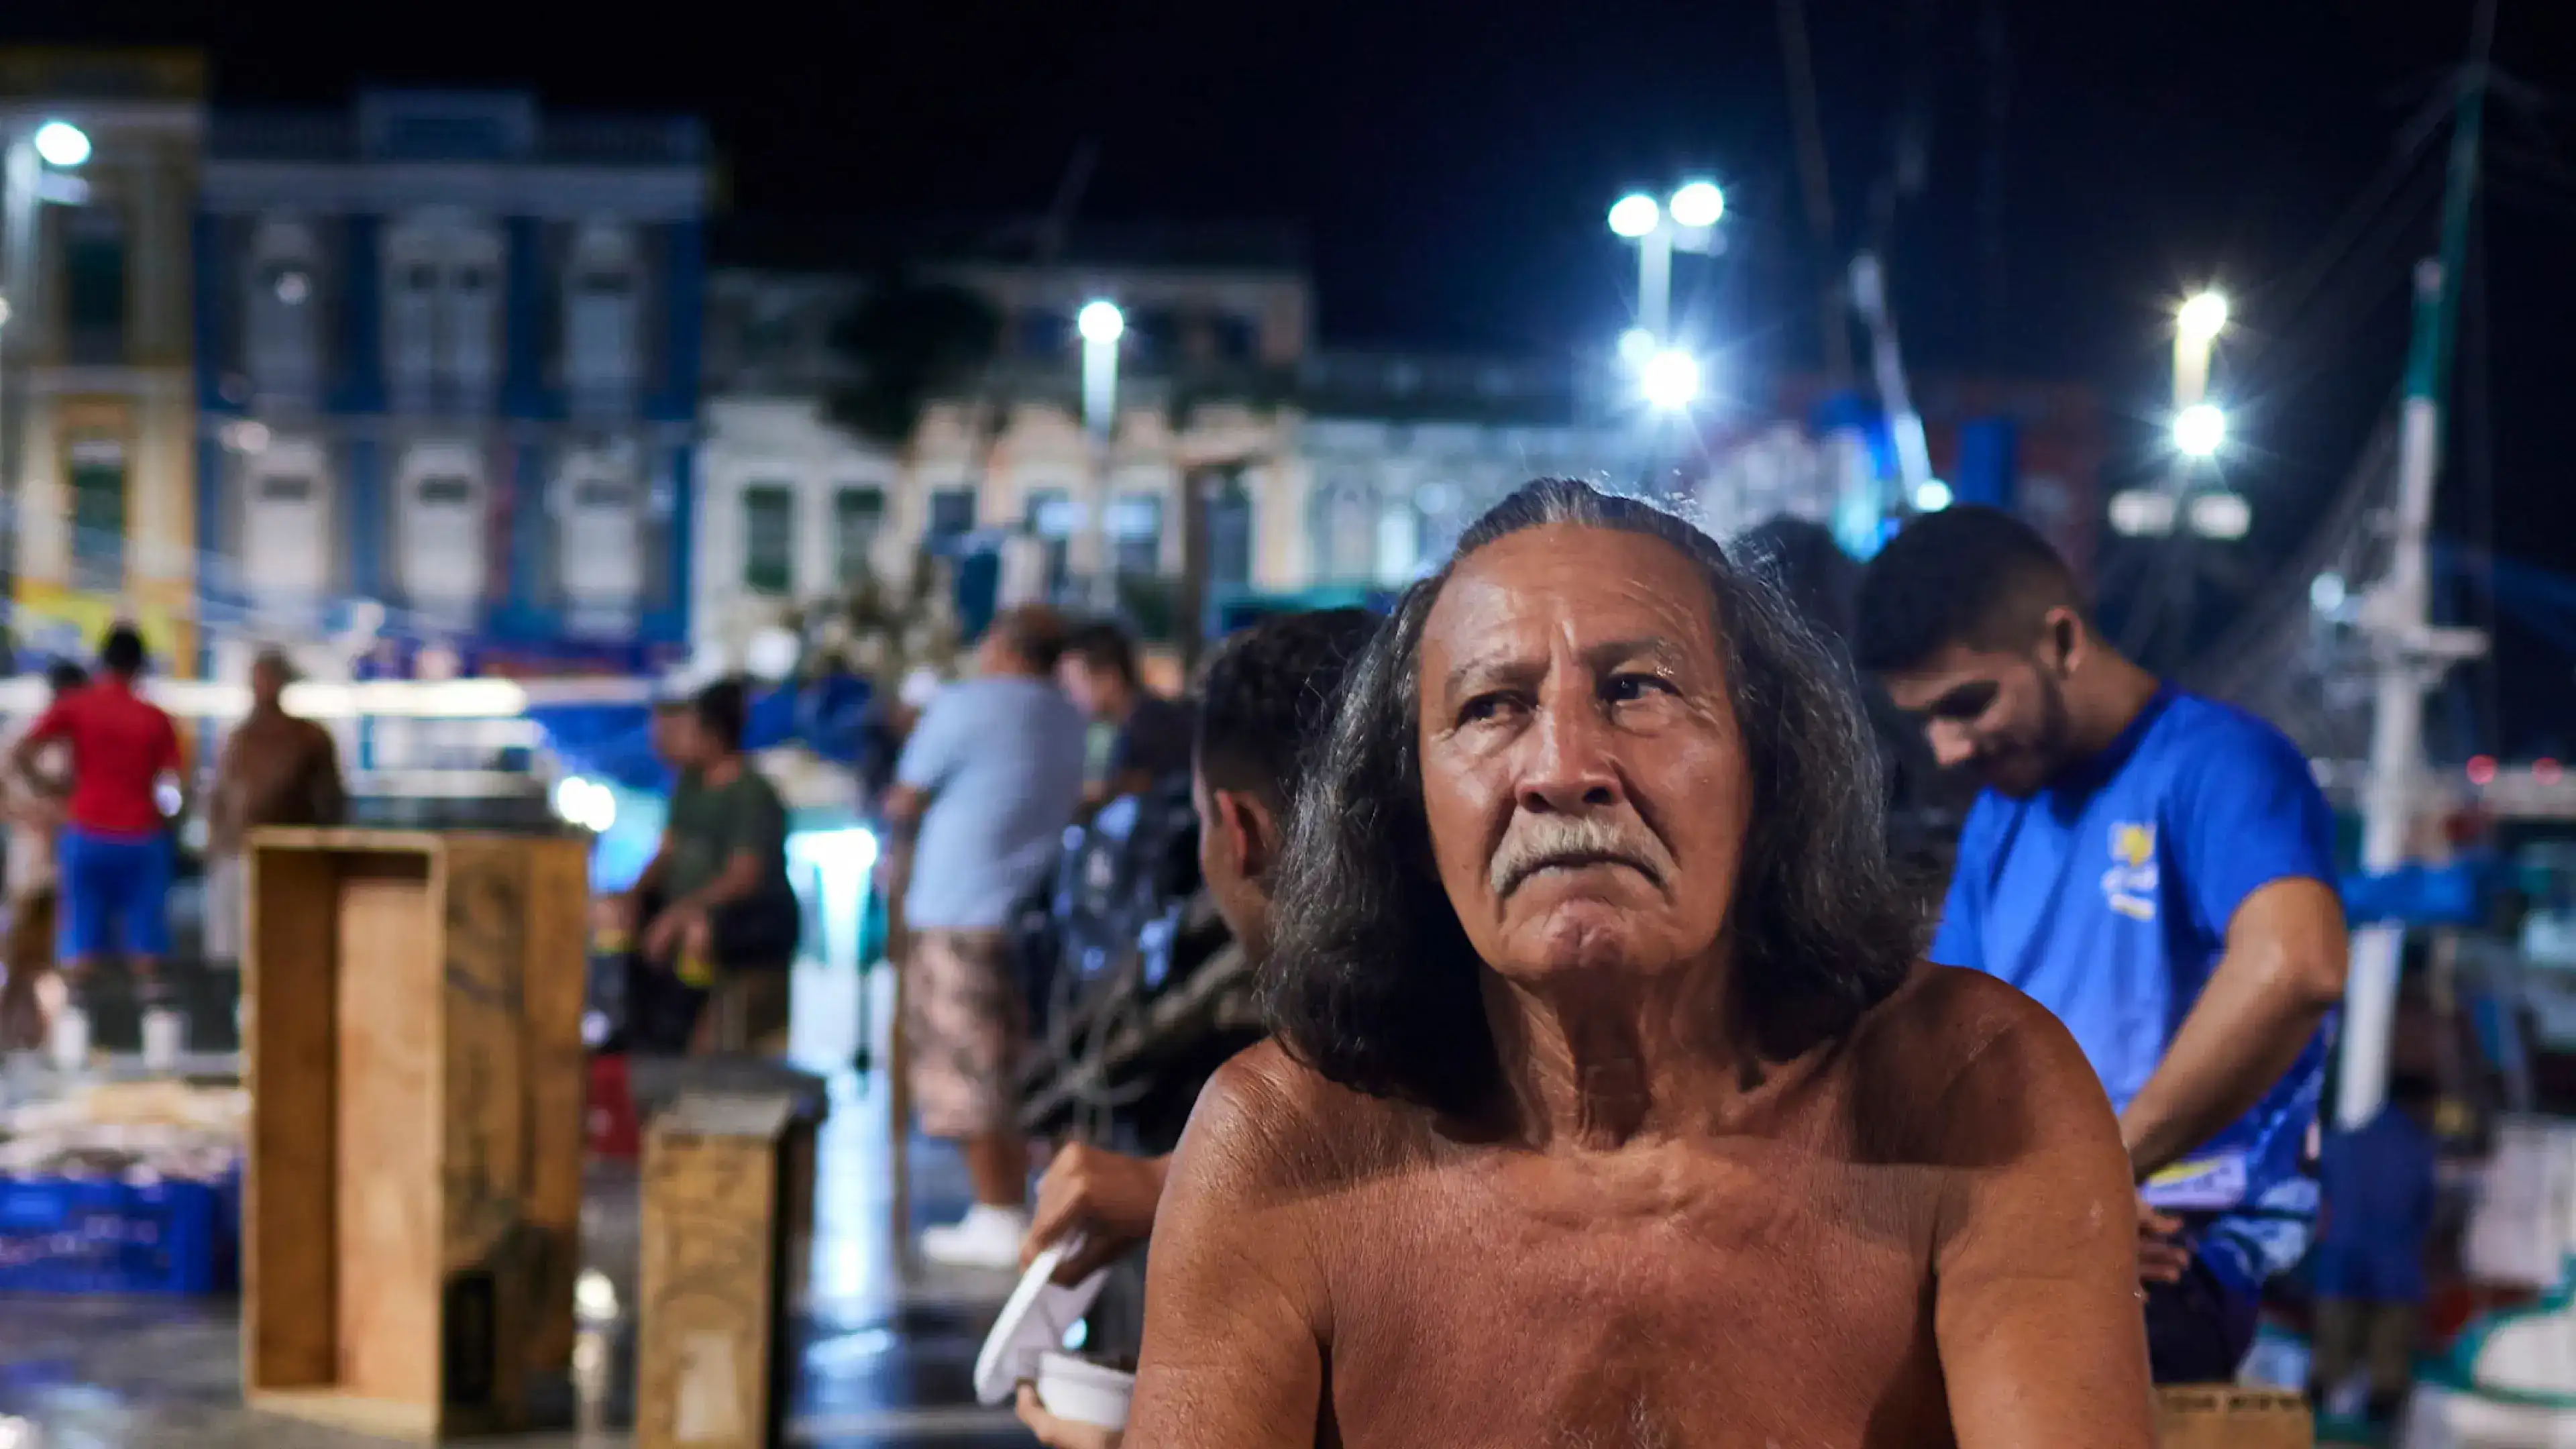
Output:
[1123, 481, 2152, 1448]
[206, 649, 345, 967]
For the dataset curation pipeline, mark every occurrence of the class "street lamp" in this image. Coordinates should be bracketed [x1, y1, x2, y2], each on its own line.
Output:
[1639, 348, 1700, 411]
[1609, 179, 1725, 345]
[2174, 286, 2226, 413]
[1075, 299, 1124, 606]
[32, 121, 91, 170]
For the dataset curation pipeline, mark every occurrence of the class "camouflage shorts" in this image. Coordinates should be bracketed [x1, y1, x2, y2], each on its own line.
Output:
[902, 929, 1026, 1138]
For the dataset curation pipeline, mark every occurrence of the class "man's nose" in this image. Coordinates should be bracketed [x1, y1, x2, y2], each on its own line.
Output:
[1515, 690, 1623, 814]
[1928, 722, 1978, 771]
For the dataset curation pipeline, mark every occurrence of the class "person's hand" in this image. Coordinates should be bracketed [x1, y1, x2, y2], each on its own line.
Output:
[1025, 1144, 1168, 1285]
[641, 906, 696, 963]
[1015, 1385, 1122, 1449]
[2135, 1196, 2189, 1285]
[597, 892, 641, 937]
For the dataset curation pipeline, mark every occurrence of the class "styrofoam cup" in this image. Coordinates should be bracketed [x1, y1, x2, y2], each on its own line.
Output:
[48, 1008, 89, 1073]
[1036, 1352, 1134, 1430]
[141, 1008, 185, 1072]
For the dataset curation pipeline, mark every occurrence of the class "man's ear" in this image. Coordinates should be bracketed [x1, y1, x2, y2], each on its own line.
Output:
[1216, 789, 1283, 882]
[2040, 604, 2089, 678]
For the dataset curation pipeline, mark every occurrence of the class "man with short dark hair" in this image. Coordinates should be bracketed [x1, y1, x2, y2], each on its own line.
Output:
[611, 680, 799, 1053]
[15, 624, 183, 993]
[882, 604, 1089, 1267]
[1058, 620, 1193, 809]
[1856, 503, 2350, 1385]
[1122, 482, 2151, 1448]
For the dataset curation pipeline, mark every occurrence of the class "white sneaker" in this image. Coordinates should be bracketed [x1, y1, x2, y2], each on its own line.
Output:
[920, 1203, 1030, 1271]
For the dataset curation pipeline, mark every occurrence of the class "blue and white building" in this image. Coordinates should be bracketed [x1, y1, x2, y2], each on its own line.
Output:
[193, 90, 707, 679]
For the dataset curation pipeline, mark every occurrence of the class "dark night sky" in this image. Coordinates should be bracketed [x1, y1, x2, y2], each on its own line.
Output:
[12, 0, 2576, 750]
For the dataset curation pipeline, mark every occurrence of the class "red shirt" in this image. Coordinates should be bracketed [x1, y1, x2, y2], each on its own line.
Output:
[27, 679, 181, 837]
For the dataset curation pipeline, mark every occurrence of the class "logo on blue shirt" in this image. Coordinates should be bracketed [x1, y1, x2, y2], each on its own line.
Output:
[2102, 822, 2159, 922]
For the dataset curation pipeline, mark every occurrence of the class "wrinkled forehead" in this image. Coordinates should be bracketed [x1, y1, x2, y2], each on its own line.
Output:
[1418, 524, 1724, 693]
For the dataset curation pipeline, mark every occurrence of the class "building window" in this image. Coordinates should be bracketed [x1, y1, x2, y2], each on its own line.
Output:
[1017, 310, 1067, 360]
[389, 258, 439, 398]
[443, 258, 499, 402]
[742, 484, 795, 595]
[561, 472, 643, 605]
[1024, 488, 1075, 594]
[566, 225, 642, 407]
[64, 213, 128, 367]
[243, 443, 330, 600]
[1212, 314, 1258, 363]
[1375, 499, 1424, 585]
[249, 258, 319, 399]
[835, 486, 885, 585]
[67, 437, 125, 590]
[926, 488, 976, 545]
[1110, 492, 1163, 576]
[1207, 479, 1253, 589]
[1315, 477, 1377, 582]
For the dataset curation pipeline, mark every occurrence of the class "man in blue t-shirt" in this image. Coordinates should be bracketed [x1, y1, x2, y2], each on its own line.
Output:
[1856, 506, 2350, 1383]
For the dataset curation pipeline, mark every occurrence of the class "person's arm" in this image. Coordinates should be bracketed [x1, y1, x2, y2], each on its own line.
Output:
[1025, 1144, 1173, 1284]
[1934, 1002, 2156, 1448]
[9, 702, 69, 788]
[880, 692, 961, 843]
[2118, 736, 2349, 1181]
[2120, 878, 2347, 1179]
[1122, 1051, 1329, 1449]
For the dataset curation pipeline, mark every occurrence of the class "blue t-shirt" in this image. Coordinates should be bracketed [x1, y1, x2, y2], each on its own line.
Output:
[894, 676, 1090, 931]
[1929, 686, 2340, 1297]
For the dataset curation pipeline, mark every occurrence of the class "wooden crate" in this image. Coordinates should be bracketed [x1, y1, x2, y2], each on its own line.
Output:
[635, 1092, 820, 1449]
[241, 827, 590, 1440]
[2157, 1386, 2314, 1448]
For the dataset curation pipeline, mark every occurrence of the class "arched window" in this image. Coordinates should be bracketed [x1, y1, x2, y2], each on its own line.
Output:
[566, 223, 642, 409]
[246, 220, 320, 402]
[1311, 473, 1379, 583]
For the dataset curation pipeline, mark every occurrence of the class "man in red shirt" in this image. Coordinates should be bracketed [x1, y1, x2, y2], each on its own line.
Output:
[12, 625, 184, 987]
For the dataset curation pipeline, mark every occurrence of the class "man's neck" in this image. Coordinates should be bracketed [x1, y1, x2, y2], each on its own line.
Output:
[701, 755, 744, 788]
[2066, 654, 2166, 761]
[1480, 958, 1761, 1152]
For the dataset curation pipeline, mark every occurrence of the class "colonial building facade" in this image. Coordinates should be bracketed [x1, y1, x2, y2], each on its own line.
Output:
[194, 89, 706, 679]
[0, 50, 206, 671]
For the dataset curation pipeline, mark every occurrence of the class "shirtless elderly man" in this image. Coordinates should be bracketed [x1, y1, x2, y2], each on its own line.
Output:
[1124, 480, 2153, 1448]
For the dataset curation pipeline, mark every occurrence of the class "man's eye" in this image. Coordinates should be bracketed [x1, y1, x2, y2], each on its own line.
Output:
[1459, 692, 1518, 724]
[1605, 673, 1674, 703]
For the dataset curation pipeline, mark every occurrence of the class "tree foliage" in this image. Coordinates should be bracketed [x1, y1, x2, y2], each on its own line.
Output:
[824, 274, 1004, 445]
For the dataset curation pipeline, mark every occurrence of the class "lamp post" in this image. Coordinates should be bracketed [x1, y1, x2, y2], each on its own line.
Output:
[0, 118, 93, 642]
[1075, 299, 1123, 607]
[1609, 179, 1723, 346]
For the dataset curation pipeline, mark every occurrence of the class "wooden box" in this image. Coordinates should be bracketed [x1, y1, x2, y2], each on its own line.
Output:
[2157, 1386, 2314, 1448]
[241, 828, 591, 1440]
[635, 1092, 820, 1449]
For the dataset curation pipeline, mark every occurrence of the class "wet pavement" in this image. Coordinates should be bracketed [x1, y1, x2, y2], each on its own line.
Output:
[0, 964, 1040, 1448]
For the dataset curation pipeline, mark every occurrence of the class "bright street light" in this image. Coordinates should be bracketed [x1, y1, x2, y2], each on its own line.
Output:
[1914, 479, 1953, 513]
[1617, 327, 1657, 367]
[1608, 193, 1661, 239]
[2178, 289, 2229, 343]
[2174, 401, 2227, 458]
[32, 120, 91, 169]
[1639, 348, 1699, 411]
[1076, 299, 1124, 345]
[1668, 180, 1725, 229]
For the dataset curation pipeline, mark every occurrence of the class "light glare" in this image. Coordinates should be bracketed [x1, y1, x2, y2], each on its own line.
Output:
[1914, 479, 1953, 512]
[2178, 290, 2229, 342]
[1608, 193, 1661, 239]
[1077, 300, 1125, 344]
[33, 121, 91, 168]
[1668, 180, 1725, 229]
[1639, 349, 1700, 411]
[2174, 402, 2227, 458]
[1617, 327, 1657, 366]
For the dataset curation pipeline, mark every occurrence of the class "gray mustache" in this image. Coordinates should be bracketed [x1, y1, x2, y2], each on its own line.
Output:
[1490, 814, 1670, 896]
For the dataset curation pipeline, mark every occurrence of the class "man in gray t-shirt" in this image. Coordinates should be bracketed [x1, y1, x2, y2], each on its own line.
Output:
[881, 604, 1089, 1269]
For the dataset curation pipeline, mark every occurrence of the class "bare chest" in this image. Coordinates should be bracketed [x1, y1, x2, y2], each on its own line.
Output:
[1322, 1142, 1950, 1449]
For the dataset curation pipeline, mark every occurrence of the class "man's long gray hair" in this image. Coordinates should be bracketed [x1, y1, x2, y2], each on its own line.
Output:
[1258, 479, 1926, 1119]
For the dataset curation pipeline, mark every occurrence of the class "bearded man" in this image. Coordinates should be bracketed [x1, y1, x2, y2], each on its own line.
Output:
[1120, 480, 2154, 1448]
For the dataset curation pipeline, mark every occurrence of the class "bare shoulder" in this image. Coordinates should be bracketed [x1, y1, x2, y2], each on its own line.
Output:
[1845, 965, 2115, 1161]
[1174, 1040, 1407, 1205]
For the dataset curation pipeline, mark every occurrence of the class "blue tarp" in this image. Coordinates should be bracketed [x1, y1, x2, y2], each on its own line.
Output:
[2341, 859, 2494, 928]
[527, 676, 871, 794]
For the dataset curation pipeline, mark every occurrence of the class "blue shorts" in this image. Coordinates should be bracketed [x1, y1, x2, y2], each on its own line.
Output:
[58, 827, 173, 962]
